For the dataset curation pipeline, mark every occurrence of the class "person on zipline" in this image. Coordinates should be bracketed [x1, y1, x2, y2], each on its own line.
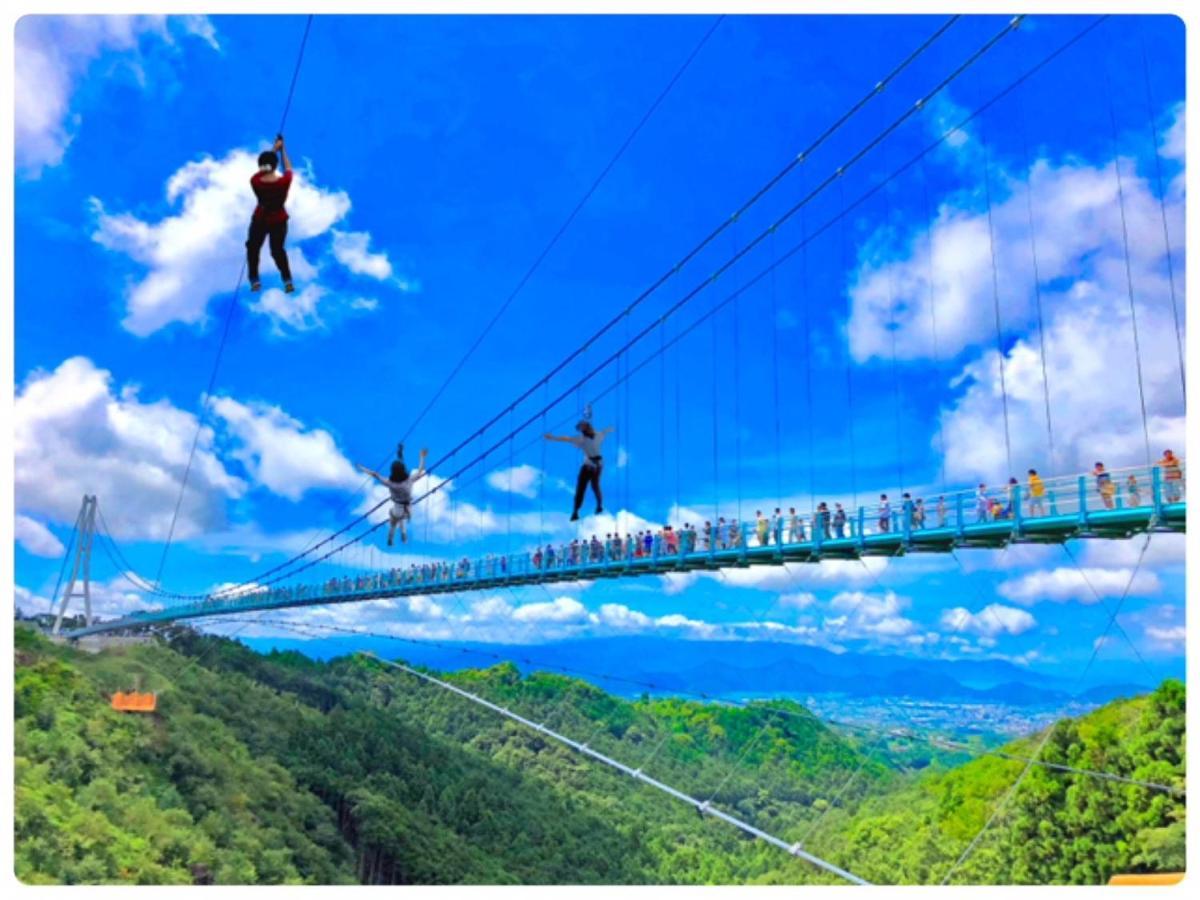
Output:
[545, 421, 614, 521]
[247, 135, 295, 294]
[357, 446, 429, 545]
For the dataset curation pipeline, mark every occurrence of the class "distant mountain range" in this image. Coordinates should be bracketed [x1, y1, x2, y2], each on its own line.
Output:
[244, 634, 1163, 708]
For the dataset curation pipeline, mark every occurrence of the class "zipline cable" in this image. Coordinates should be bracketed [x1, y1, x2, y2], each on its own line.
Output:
[398, 15, 726, 445]
[151, 13, 315, 589]
[115, 15, 1103, 603]
[941, 531, 1157, 884]
[175, 15, 1007, 597]
[201, 615, 1183, 797]
[364, 652, 871, 884]
[1138, 32, 1185, 401]
[979, 110, 1013, 477]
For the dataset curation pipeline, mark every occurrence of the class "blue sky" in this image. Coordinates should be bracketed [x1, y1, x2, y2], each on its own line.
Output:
[13, 13, 1186, 685]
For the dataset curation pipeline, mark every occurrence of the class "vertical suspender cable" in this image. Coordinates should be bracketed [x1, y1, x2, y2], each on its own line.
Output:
[153, 14, 315, 589]
[1104, 68, 1154, 466]
[769, 228, 783, 512]
[918, 155, 949, 493]
[1138, 35, 1185, 402]
[1016, 86, 1058, 475]
[980, 112, 1014, 477]
[731, 220, 743, 523]
[711, 310, 720, 524]
[881, 162, 906, 493]
[801, 175, 817, 515]
[837, 176, 859, 510]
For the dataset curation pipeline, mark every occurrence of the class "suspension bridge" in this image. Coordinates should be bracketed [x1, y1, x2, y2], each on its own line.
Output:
[29, 12, 1188, 886]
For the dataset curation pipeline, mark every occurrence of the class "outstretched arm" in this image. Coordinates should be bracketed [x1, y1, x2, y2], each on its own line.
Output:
[598, 425, 616, 436]
[356, 463, 386, 485]
[544, 433, 572, 443]
[412, 448, 430, 479]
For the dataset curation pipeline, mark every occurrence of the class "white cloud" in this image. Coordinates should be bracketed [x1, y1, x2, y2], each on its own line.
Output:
[247, 284, 377, 337]
[331, 229, 395, 281]
[997, 566, 1162, 605]
[593, 603, 653, 630]
[14, 356, 245, 541]
[486, 464, 544, 499]
[845, 141, 1186, 479]
[208, 396, 360, 500]
[511, 596, 589, 623]
[17, 577, 163, 621]
[660, 557, 888, 596]
[91, 148, 354, 335]
[16, 15, 218, 175]
[1145, 625, 1185, 649]
[825, 589, 916, 639]
[779, 591, 817, 610]
[15, 515, 65, 558]
[940, 603, 1036, 638]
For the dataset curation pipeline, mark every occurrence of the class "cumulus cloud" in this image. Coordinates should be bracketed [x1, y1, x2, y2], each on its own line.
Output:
[208, 396, 360, 500]
[16, 577, 162, 621]
[331, 230, 395, 280]
[14, 356, 245, 541]
[846, 121, 1186, 479]
[660, 557, 888, 596]
[940, 603, 1036, 638]
[16, 15, 218, 175]
[511, 596, 589, 624]
[997, 566, 1162, 605]
[824, 589, 916, 639]
[1145, 625, 1185, 649]
[90, 148, 370, 335]
[15, 515, 65, 558]
[486, 464, 544, 499]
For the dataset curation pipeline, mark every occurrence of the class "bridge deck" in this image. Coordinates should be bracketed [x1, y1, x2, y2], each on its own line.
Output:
[66, 498, 1185, 639]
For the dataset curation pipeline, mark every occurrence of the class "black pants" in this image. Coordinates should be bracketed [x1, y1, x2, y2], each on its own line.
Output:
[573, 462, 603, 513]
[246, 219, 292, 283]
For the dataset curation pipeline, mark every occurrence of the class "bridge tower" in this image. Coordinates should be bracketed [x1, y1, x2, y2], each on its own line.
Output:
[52, 495, 98, 635]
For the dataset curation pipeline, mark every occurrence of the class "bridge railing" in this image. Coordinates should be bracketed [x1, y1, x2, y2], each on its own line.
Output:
[115, 460, 1184, 625]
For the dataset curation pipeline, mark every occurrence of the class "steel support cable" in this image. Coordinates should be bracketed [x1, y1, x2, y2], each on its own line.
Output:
[980, 113, 1014, 477]
[152, 16, 1102, 602]
[1015, 82, 1058, 476]
[1104, 67, 1154, 467]
[364, 652, 871, 885]
[1138, 33, 1185, 402]
[837, 176, 859, 509]
[189, 16, 1016, 597]
[800, 177, 817, 515]
[48, 509, 82, 615]
[941, 531, 1157, 884]
[199, 615, 1184, 797]
[398, 14, 727, 445]
[881, 166, 905, 494]
[151, 13, 315, 590]
[730, 222, 743, 523]
[769, 229, 784, 511]
[917, 154, 948, 492]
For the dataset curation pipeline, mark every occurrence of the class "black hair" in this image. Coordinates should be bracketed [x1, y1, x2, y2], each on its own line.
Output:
[576, 421, 596, 439]
[258, 150, 279, 170]
[390, 460, 409, 482]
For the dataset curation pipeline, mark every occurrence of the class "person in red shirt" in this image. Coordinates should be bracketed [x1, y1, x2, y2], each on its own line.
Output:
[247, 135, 295, 293]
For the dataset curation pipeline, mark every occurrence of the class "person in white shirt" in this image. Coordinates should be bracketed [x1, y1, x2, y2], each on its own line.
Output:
[358, 447, 429, 546]
[545, 420, 614, 521]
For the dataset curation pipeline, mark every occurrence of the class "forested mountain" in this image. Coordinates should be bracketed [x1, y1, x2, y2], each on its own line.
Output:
[13, 625, 1186, 885]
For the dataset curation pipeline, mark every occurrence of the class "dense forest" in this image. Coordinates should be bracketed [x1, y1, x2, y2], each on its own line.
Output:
[13, 625, 1186, 885]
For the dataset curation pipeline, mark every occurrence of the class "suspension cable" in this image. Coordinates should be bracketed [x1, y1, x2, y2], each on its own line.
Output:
[1138, 32, 1185, 401]
[398, 15, 727, 445]
[151, 14, 315, 589]
[980, 111, 1013, 477]
[121, 15, 1106, 602]
[1104, 66, 1154, 466]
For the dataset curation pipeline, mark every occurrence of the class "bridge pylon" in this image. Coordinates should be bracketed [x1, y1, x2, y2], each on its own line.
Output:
[52, 495, 98, 635]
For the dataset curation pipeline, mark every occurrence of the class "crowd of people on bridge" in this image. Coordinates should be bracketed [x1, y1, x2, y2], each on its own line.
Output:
[196, 451, 1183, 610]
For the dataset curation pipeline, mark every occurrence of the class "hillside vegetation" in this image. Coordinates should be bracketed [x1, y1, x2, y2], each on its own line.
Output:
[13, 626, 1185, 884]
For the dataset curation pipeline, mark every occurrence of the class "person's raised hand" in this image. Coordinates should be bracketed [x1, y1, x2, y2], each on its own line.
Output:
[274, 136, 285, 151]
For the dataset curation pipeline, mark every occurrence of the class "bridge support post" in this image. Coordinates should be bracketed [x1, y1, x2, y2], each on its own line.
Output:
[1078, 476, 1089, 531]
[856, 507, 866, 553]
[1013, 484, 1024, 539]
[955, 494, 966, 542]
[52, 495, 98, 635]
[1152, 465, 1165, 519]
